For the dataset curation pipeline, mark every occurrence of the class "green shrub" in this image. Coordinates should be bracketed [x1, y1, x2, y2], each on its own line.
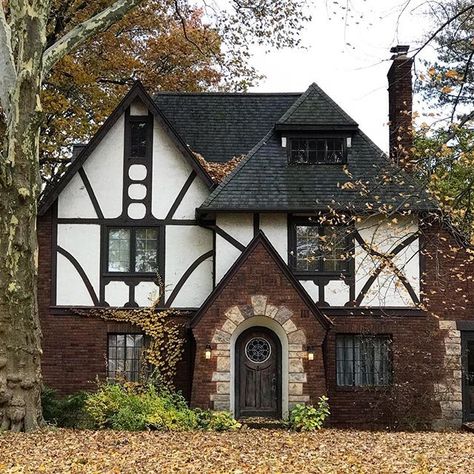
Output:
[287, 396, 330, 431]
[195, 409, 241, 431]
[41, 386, 91, 428]
[85, 381, 198, 431]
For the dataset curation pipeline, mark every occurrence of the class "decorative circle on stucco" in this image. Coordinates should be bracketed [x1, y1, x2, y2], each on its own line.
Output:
[209, 294, 310, 413]
[245, 337, 271, 363]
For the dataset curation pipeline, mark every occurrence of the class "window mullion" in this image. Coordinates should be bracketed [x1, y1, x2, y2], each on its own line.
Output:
[131, 228, 136, 273]
[319, 226, 324, 272]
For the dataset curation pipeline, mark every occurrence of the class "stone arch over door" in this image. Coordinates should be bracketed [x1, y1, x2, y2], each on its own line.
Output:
[209, 295, 308, 419]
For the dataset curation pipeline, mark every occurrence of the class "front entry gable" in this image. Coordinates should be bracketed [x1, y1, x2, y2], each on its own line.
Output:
[191, 231, 331, 330]
[190, 231, 331, 417]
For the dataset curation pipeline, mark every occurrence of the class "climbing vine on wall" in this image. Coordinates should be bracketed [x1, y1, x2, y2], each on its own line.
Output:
[75, 299, 187, 387]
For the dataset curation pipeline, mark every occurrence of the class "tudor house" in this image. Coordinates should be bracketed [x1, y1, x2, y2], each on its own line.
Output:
[37, 46, 474, 428]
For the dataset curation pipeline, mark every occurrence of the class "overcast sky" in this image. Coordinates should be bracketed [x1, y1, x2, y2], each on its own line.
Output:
[248, 0, 436, 151]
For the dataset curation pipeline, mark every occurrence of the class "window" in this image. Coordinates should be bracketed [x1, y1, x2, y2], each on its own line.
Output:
[289, 137, 346, 164]
[108, 228, 158, 273]
[292, 223, 351, 274]
[336, 335, 392, 387]
[107, 334, 144, 381]
[130, 120, 149, 158]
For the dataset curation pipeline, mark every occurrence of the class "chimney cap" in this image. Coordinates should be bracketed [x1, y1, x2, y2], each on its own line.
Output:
[390, 45, 410, 59]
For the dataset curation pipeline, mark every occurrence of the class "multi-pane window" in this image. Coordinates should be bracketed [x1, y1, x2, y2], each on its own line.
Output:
[289, 137, 346, 164]
[107, 334, 144, 381]
[130, 121, 149, 158]
[336, 335, 392, 387]
[293, 224, 350, 273]
[108, 228, 158, 273]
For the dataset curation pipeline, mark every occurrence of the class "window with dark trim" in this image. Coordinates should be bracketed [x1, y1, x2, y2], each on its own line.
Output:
[290, 220, 352, 275]
[289, 137, 346, 164]
[336, 334, 392, 387]
[107, 333, 144, 382]
[130, 120, 150, 158]
[107, 228, 159, 273]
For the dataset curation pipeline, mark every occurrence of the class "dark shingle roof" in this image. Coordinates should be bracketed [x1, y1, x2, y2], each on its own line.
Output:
[277, 82, 358, 127]
[154, 92, 299, 163]
[199, 129, 434, 213]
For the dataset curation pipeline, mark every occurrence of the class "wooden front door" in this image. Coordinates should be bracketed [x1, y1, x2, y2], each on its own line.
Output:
[462, 332, 474, 422]
[236, 327, 281, 418]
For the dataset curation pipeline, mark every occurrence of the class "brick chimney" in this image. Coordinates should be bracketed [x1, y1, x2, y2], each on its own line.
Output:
[387, 45, 413, 168]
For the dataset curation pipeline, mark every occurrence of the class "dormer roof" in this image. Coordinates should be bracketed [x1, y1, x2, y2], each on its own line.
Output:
[275, 83, 358, 131]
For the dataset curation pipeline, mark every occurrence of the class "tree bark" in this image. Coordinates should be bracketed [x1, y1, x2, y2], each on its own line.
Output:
[0, 2, 48, 431]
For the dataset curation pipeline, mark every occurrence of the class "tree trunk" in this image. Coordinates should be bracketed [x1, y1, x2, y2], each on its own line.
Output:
[0, 4, 47, 432]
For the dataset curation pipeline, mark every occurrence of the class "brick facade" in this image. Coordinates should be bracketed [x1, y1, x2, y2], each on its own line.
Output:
[38, 209, 474, 428]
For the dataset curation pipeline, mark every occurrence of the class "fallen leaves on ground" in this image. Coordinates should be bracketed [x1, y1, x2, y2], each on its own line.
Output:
[0, 428, 473, 473]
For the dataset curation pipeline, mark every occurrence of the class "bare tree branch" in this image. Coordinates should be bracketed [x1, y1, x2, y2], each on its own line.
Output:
[0, 6, 17, 114]
[42, 0, 144, 76]
[411, 4, 474, 58]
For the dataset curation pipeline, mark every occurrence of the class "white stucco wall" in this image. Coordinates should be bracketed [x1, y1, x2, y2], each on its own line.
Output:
[151, 123, 195, 219]
[355, 215, 420, 306]
[82, 114, 124, 218]
[173, 177, 208, 219]
[57, 172, 97, 219]
[325, 280, 350, 306]
[259, 213, 288, 262]
[135, 281, 160, 307]
[56, 224, 100, 305]
[165, 225, 213, 307]
[130, 98, 149, 116]
[105, 281, 129, 307]
[215, 213, 253, 283]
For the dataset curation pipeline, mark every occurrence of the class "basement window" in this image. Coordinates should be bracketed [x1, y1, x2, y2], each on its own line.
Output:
[288, 137, 346, 164]
[107, 228, 159, 273]
[336, 335, 392, 387]
[107, 334, 144, 382]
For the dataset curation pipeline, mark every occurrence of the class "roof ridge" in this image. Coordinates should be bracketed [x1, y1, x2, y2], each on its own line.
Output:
[154, 91, 302, 97]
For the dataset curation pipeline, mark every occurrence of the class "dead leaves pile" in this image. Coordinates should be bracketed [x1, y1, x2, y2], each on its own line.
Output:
[0, 428, 473, 473]
[194, 153, 243, 183]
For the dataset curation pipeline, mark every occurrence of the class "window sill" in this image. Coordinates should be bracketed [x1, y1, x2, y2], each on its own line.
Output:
[335, 385, 392, 392]
[292, 271, 352, 280]
[103, 272, 158, 278]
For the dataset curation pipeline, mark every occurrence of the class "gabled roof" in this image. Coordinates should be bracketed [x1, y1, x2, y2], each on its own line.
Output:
[154, 92, 299, 163]
[190, 231, 332, 329]
[276, 82, 358, 129]
[39, 82, 214, 216]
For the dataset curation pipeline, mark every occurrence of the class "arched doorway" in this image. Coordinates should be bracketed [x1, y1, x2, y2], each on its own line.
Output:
[235, 326, 282, 418]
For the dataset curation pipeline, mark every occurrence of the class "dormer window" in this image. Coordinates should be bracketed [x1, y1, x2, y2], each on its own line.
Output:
[288, 137, 346, 164]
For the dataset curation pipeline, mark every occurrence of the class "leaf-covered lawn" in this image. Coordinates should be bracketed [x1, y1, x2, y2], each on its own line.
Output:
[0, 428, 472, 473]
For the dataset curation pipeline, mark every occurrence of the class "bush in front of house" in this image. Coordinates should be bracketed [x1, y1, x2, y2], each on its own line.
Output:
[194, 408, 242, 431]
[287, 396, 330, 431]
[83, 381, 241, 431]
[41, 386, 92, 428]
